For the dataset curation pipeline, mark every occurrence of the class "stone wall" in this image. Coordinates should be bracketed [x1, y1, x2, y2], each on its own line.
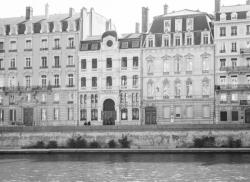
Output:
[0, 124, 250, 149]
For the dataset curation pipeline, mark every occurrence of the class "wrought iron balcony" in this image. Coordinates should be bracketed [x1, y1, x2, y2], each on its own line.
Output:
[220, 66, 250, 73]
[215, 84, 250, 91]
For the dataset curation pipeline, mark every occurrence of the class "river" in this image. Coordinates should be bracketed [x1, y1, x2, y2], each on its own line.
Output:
[0, 153, 249, 181]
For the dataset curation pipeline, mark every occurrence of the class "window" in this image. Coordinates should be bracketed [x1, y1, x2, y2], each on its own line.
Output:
[133, 57, 139, 69]
[163, 35, 170, 47]
[231, 58, 237, 68]
[175, 80, 181, 98]
[0, 109, 4, 122]
[25, 40, 32, 49]
[231, 26, 237, 36]
[41, 57, 47, 68]
[147, 61, 153, 74]
[41, 109, 47, 121]
[68, 108, 74, 120]
[121, 42, 128, 48]
[148, 38, 154, 47]
[0, 42, 4, 50]
[0, 59, 3, 69]
[9, 109, 16, 122]
[203, 106, 210, 118]
[54, 108, 59, 120]
[186, 79, 192, 98]
[0, 95, 3, 104]
[54, 93, 59, 102]
[67, 56, 74, 66]
[232, 42, 237, 52]
[10, 58, 16, 68]
[203, 34, 209, 44]
[163, 60, 170, 73]
[231, 93, 238, 102]
[164, 20, 171, 32]
[220, 59, 226, 69]
[91, 109, 98, 121]
[220, 76, 226, 85]
[68, 37, 74, 48]
[132, 108, 139, 120]
[220, 93, 227, 102]
[92, 77, 97, 88]
[106, 58, 112, 69]
[10, 41, 16, 50]
[106, 76, 112, 88]
[220, 111, 227, 121]
[121, 76, 127, 87]
[81, 59, 86, 70]
[54, 38, 60, 49]
[132, 41, 140, 48]
[175, 36, 181, 46]
[25, 58, 31, 68]
[186, 35, 192, 45]
[9, 76, 16, 87]
[41, 75, 47, 87]
[186, 57, 192, 72]
[147, 81, 154, 97]
[247, 58, 250, 67]
[175, 107, 181, 118]
[25, 76, 31, 88]
[80, 78, 86, 89]
[9, 94, 15, 104]
[121, 109, 128, 120]
[247, 75, 250, 84]
[247, 25, 250, 35]
[133, 75, 138, 88]
[41, 39, 48, 49]
[68, 93, 74, 103]
[163, 107, 170, 119]
[92, 59, 97, 69]
[163, 80, 169, 99]
[220, 43, 226, 53]
[220, 27, 226, 36]
[68, 74, 74, 87]
[54, 75, 60, 87]
[232, 111, 238, 121]
[80, 109, 87, 121]
[202, 79, 210, 96]
[121, 57, 127, 69]
[91, 43, 98, 50]
[186, 106, 193, 118]
[202, 56, 209, 72]
[175, 56, 181, 73]
[54, 56, 60, 68]
[41, 94, 46, 103]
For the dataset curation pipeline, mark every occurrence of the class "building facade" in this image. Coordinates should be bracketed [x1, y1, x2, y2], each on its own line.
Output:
[0, 5, 109, 126]
[215, 0, 250, 123]
[142, 9, 215, 125]
[78, 31, 142, 125]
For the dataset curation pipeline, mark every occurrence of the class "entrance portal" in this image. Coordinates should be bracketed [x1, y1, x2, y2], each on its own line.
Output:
[245, 108, 250, 123]
[23, 108, 33, 126]
[103, 99, 116, 125]
[145, 107, 157, 125]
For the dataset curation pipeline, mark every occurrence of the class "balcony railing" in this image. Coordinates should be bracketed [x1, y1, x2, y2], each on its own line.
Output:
[215, 84, 250, 91]
[240, 100, 250, 105]
[220, 66, 250, 73]
[0, 50, 5, 53]
[0, 85, 53, 93]
[240, 48, 250, 55]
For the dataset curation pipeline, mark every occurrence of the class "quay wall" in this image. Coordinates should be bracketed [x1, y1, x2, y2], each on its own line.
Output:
[0, 124, 250, 149]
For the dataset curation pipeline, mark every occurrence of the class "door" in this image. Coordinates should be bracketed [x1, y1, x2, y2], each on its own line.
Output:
[145, 107, 157, 125]
[23, 108, 33, 126]
[245, 109, 250, 123]
[103, 99, 116, 125]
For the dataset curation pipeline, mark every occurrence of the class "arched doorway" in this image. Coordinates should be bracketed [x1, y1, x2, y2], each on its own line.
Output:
[245, 108, 250, 123]
[145, 106, 157, 125]
[103, 99, 116, 125]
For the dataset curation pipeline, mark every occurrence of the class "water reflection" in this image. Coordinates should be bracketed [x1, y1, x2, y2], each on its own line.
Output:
[0, 154, 250, 181]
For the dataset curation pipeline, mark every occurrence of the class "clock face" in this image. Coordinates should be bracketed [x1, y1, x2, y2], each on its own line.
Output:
[107, 40, 113, 47]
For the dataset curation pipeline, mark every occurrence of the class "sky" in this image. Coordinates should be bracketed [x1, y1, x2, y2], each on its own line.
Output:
[0, 0, 246, 34]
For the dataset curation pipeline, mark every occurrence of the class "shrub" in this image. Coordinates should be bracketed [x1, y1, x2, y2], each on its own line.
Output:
[47, 140, 58, 149]
[228, 137, 242, 148]
[118, 136, 131, 148]
[193, 136, 215, 148]
[89, 141, 101, 148]
[67, 138, 76, 148]
[193, 138, 203, 148]
[34, 141, 45, 149]
[75, 136, 88, 148]
[108, 139, 117, 148]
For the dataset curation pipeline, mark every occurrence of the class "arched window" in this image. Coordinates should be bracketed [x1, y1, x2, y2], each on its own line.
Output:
[174, 55, 182, 73]
[186, 79, 193, 98]
[147, 80, 154, 97]
[163, 79, 169, 99]
[202, 78, 210, 96]
[175, 79, 181, 98]
[121, 76, 127, 87]
[106, 76, 112, 88]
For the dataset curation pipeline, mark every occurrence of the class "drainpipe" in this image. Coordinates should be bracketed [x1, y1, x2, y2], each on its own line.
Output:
[140, 36, 144, 125]
[213, 43, 216, 124]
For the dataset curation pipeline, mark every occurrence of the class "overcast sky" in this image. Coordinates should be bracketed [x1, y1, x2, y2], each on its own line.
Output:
[0, 0, 246, 34]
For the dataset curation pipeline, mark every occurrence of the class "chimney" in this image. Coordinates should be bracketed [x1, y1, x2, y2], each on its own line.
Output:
[25, 6, 33, 20]
[247, 0, 250, 5]
[69, 8, 75, 17]
[106, 20, 110, 31]
[215, 0, 221, 13]
[135, 22, 140, 33]
[45, 3, 49, 19]
[142, 7, 149, 33]
[164, 4, 168, 15]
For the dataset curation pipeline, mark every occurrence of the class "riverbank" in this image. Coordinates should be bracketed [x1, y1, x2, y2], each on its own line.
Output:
[0, 148, 250, 154]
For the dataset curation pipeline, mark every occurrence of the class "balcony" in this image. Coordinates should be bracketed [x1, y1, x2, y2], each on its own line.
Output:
[9, 49, 17, 53]
[40, 66, 48, 69]
[1, 85, 53, 94]
[66, 65, 75, 68]
[220, 66, 250, 73]
[215, 84, 250, 91]
[24, 67, 32, 70]
[240, 48, 250, 55]
[240, 100, 250, 105]
[66, 85, 75, 88]
[52, 65, 61, 69]
[0, 50, 5, 53]
[66, 46, 75, 49]
[52, 47, 61, 50]
[40, 48, 48, 51]
[24, 48, 32, 52]
[8, 67, 17, 70]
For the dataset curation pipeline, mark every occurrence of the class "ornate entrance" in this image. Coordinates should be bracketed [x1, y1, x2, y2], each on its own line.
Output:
[245, 108, 250, 123]
[103, 99, 116, 125]
[145, 107, 157, 125]
[23, 108, 33, 126]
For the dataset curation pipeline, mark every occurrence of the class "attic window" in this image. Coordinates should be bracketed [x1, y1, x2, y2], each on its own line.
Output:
[121, 42, 128, 49]
[91, 43, 98, 50]
[132, 41, 140, 48]
[81, 43, 88, 51]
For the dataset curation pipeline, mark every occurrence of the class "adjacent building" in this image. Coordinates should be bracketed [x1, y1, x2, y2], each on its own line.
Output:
[142, 8, 215, 124]
[214, 0, 250, 123]
[0, 5, 110, 126]
[78, 31, 142, 125]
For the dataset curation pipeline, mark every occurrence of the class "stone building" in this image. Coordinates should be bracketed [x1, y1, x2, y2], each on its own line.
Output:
[0, 5, 109, 126]
[214, 0, 250, 123]
[142, 7, 215, 124]
[78, 31, 142, 125]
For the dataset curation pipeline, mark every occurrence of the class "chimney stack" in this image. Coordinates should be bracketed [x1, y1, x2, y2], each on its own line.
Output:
[106, 20, 110, 31]
[25, 6, 33, 20]
[45, 3, 49, 19]
[164, 4, 168, 15]
[135, 22, 140, 33]
[215, 0, 221, 13]
[142, 7, 149, 33]
[69, 8, 75, 17]
[247, 0, 250, 5]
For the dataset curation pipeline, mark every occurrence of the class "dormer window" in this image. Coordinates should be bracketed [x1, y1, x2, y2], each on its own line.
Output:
[25, 23, 33, 34]
[202, 33, 209, 45]
[175, 19, 182, 32]
[121, 42, 128, 49]
[91, 43, 98, 50]
[186, 18, 193, 31]
[231, 12, 237, 20]
[53, 21, 62, 32]
[247, 11, 250, 19]
[41, 22, 49, 33]
[220, 13, 226, 21]
[164, 20, 171, 33]
[162, 35, 170, 47]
